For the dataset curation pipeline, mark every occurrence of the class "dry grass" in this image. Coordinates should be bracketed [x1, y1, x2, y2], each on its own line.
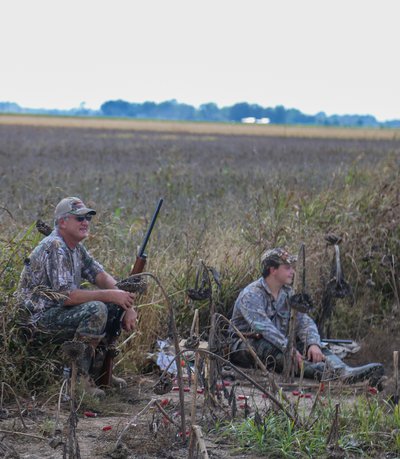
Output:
[0, 120, 399, 391]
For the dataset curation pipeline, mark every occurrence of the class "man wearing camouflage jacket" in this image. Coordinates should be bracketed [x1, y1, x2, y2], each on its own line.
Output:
[230, 247, 384, 385]
[17, 197, 137, 396]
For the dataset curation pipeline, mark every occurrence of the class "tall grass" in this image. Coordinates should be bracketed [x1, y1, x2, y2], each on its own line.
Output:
[0, 122, 399, 392]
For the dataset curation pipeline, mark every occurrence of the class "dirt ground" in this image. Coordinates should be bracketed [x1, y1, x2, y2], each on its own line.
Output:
[1, 360, 393, 459]
[0, 370, 271, 459]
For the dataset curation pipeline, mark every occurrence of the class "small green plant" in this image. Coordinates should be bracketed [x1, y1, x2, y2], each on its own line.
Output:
[214, 394, 400, 458]
[38, 418, 56, 437]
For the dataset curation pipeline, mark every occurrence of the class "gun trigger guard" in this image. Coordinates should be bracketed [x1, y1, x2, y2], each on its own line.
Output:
[106, 346, 119, 358]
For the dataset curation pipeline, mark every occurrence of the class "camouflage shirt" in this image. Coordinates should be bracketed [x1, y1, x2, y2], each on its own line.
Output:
[230, 277, 321, 352]
[17, 229, 104, 323]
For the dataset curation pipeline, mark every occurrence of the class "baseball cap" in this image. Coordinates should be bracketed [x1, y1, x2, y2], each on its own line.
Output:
[54, 197, 96, 220]
[261, 247, 297, 266]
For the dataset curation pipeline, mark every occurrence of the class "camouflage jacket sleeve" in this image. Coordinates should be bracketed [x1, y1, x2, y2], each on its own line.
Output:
[237, 291, 288, 352]
[44, 240, 75, 302]
[295, 312, 322, 348]
[79, 245, 104, 284]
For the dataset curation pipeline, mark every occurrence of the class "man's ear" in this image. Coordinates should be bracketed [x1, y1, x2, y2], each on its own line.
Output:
[58, 217, 67, 229]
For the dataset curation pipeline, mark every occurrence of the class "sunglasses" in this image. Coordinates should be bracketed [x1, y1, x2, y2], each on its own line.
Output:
[73, 215, 93, 222]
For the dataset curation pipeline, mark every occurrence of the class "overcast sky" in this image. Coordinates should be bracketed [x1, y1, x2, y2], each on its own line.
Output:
[1, 0, 399, 120]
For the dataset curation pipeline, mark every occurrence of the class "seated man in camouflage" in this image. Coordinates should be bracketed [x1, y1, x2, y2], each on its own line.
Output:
[17, 197, 137, 397]
[230, 247, 384, 385]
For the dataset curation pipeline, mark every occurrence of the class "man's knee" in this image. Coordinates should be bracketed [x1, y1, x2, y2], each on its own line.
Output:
[254, 339, 284, 371]
[75, 301, 109, 336]
[87, 301, 108, 317]
[230, 338, 283, 370]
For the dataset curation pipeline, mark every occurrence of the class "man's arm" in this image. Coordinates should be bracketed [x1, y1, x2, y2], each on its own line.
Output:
[95, 271, 138, 332]
[63, 287, 135, 310]
[63, 267, 135, 309]
[295, 313, 324, 362]
[295, 312, 322, 348]
[94, 271, 118, 289]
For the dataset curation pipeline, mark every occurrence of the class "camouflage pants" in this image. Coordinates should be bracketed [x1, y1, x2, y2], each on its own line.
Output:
[230, 338, 285, 371]
[230, 337, 332, 375]
[37, 301, 123, 344]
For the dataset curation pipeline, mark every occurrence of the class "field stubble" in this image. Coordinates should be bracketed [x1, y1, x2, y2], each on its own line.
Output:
[2, 113, 400, 140]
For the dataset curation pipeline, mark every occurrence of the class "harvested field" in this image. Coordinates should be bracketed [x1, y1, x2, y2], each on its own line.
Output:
[1, 113, 400, 140]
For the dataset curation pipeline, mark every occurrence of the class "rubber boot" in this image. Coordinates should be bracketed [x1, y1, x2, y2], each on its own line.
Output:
[75, 333, 106, 398]
[302, 361, 326, 381]
[80, 373, 106, 398]
[111, 375, 127, 388]
[324, 353, 384, 385]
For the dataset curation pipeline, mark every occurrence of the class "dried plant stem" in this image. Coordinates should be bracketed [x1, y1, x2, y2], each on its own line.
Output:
[298, 333, 308, 393]
[308, 381, 325, 421]
[116, 331, 137, 351]
[188, 425, 209, 459]
[55, 378, 69, 434]
[156, 347, 298, 424]
[1, 381, 27, 429]
[153, 400, 180, 427]
[121, 272, 187, 443]
[208, 302, 217, 403]
[190, 308, 199, 338]
[394, 351, 399, 401]
[389, 257, 400, 311]
[326, 403, 340, 450]
[190, 309, 200, 426]
[0, 429, 46, 440]
[116, 399, 155, 448]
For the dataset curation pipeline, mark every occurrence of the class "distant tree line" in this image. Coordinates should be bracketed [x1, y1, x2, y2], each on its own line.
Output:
[0, 101, 97, 117]
[1, 100, 399, 127]
[100, 99, 400, 127]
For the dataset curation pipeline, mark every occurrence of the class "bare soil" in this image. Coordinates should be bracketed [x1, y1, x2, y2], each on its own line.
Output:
[0, 371, 270, 459]
[1, 364, 393, 459]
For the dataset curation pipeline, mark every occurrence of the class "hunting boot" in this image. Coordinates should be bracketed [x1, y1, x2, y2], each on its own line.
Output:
[301, 361, 326, 381]
[111, 375, 127, 388]
[324, 353, 384, 386]
[76, 333, 106, 398]
[91, 340, 127, 389]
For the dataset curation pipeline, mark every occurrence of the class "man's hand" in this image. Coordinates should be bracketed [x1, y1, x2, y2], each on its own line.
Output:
[122, 308, 138, 332]
[105, 289, 136, 310]
[307, 344, 324, 363]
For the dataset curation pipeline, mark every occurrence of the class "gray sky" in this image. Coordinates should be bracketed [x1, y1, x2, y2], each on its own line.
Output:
[1, 0, 399, 120]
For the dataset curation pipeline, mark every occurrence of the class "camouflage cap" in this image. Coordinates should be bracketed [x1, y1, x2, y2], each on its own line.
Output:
[54, 197, 96, 219]
[261, 247, 297, 266]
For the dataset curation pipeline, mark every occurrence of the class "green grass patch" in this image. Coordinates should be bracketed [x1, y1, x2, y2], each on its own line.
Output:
[215, 396, 400, 458]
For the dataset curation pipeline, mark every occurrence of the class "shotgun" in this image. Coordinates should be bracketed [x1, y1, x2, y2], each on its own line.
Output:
[321, 339, 353, 344]
[98, 198, 164, 387]
[130, 198, 163, 275]
[239, 333, 353, 346]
